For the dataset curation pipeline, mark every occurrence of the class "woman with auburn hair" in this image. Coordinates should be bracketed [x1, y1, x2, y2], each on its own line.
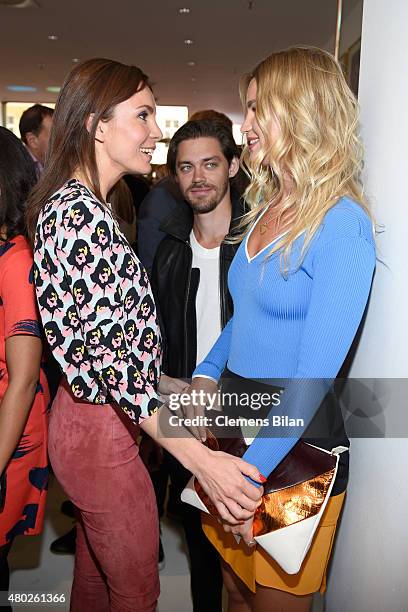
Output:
[189, 47, 376, 611]
[0, 127, 50, 609]
[26, 58, 262, 612]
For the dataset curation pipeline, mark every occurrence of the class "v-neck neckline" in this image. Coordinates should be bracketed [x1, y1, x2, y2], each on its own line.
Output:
[245, 208, 287, 263]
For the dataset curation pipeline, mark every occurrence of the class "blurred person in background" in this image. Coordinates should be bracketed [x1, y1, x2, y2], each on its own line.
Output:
[19, 104, 54, 178]
[0, 127, 50, 611]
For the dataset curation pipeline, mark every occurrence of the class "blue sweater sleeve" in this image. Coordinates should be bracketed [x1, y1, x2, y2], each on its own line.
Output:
[193, 317, 234, 381]
[243, 234, 376, 478]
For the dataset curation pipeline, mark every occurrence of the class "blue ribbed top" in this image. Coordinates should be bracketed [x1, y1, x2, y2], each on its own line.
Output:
[193, 197, 376, 478]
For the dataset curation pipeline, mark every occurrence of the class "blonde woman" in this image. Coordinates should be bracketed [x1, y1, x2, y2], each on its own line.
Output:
[190, 47, 376, 611]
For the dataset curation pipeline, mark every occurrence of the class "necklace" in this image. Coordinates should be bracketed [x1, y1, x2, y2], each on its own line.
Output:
[259, 207, 280, 235]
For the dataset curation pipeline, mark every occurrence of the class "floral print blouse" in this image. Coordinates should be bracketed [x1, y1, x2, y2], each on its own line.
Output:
[34, 179, 161, 425]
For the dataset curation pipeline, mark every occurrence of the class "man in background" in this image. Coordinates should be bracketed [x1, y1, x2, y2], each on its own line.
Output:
[137, 110, 237, 273]
[19, 104, 54, 177]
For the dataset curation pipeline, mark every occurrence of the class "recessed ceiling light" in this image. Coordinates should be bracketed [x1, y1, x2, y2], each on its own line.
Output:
[48, 34, 58, 40]
[46, 86, 61, 93]
[178, 7, 190, 14]
[184, 39, 194, 45]
[72, 58, 80, 63]
[7, 85, 37, 92]
[0, 0, 39, 7]
[191, 77, 196, 82]
[187, 61, 196, 67]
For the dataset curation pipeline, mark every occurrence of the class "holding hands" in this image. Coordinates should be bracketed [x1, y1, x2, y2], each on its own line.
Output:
[160, 374, 262, 540]
[158, 372, 190, 400]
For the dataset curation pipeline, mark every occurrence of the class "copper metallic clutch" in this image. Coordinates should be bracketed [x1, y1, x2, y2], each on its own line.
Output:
[181, 432, 347, 574]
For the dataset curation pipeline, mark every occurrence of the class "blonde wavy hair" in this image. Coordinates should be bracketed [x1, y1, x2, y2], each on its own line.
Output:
[232, 46, 373, 271]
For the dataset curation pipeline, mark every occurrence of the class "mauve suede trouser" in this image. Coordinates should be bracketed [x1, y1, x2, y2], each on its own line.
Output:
[49, 382, 160, 612]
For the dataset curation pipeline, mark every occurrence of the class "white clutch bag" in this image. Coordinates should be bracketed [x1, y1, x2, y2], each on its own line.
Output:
[181, 434, 347, 575]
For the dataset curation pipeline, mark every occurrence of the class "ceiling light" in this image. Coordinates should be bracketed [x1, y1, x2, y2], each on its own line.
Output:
[72, 58, 80, 63]
[187, 61, 196, 67]
[184, 39, 194, 45]
[7, 85, 37, 92]
[46, 86, 61, 93]
[48, 34, 58, 41]
[0, 0, 40, 7]
[178, 7, 190, 13]
[191, 77, 196, 82]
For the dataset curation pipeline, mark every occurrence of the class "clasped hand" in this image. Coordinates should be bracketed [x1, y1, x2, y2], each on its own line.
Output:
[159, 376, 263, 546]
[178, 376, 219, 441]
[221, 510, 259, 548]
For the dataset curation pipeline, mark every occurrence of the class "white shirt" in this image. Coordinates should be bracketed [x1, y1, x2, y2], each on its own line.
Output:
[190, 229, 222, 365]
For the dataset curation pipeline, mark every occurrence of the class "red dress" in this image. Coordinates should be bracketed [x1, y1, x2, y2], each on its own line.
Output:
[0, 235, 50, 546]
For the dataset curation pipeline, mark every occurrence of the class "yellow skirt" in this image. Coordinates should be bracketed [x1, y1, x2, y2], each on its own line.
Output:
[202, 492, 345, 595]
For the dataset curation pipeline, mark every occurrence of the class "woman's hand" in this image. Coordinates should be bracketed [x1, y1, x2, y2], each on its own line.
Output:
[158, 373, 190, 405]
[222, 515, 257, 548]
[180, 377, 218, 441]
[193, 446, 264, 523]
[140, 408, 264, 523]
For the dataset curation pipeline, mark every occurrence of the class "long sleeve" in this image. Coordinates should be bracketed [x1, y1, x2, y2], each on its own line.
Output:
[34, 181, 162, 426]
[193, 317, 234, 381]
[242, 233, 376, 477]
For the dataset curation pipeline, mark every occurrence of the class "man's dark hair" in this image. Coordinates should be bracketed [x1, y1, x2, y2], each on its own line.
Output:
[167, 120, 239, 176]
[19, 104, 54, 143]
[189, 109, 233, 131]
[0, 127, 37, 240]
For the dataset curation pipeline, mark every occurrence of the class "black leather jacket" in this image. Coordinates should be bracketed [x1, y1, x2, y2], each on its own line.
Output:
[151, 191, 245, 378]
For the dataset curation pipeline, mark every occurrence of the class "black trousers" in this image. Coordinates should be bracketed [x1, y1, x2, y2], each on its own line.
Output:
[163, 451, 223, 612]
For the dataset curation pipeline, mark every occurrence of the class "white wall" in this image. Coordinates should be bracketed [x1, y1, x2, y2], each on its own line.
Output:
[326, 1, 408, 610]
